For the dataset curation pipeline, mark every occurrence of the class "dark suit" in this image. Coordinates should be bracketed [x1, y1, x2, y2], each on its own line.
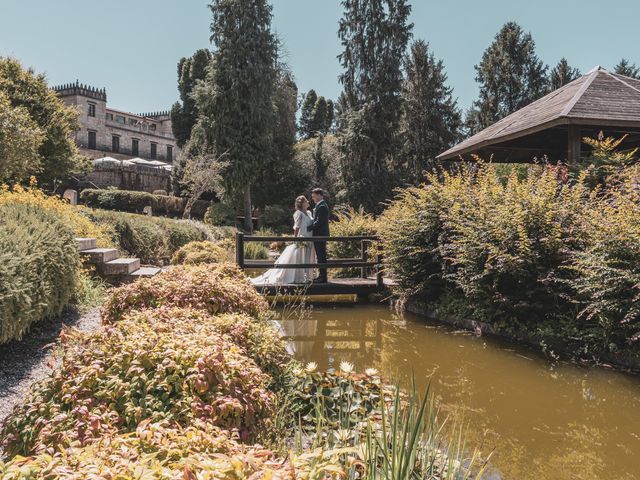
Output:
[309, 199, 330, 281]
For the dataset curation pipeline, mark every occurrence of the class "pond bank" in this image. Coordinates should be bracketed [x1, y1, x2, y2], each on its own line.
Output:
[278, 302, 640, 479]
[397, 297, 640, 372]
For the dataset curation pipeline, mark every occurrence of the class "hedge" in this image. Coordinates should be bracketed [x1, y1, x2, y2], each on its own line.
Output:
[80, 188, 210, 218]
[0, 203, 79, 344]
[83, 209, 205, 265]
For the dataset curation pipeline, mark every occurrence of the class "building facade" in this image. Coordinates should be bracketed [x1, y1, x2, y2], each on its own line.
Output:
[53, 81, 178, 163]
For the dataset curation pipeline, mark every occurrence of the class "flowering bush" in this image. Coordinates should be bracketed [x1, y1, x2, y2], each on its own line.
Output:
[170, 240, 230, 265]
[0, 421, 287, 479]
[0, 308, 274, 456]
[102, 263, 268, 322]
[0, 180, 111, 247]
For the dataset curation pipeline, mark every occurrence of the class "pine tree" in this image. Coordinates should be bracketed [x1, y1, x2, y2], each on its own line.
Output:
[299, 89, 318, 138]
[170, 49, 212, 149]
[550, 58, 581, 90]
[338, 0, 413, 211]
[468, 22, 548, 132]
[192, 0, 277, 232]
[614, 58, 640, 79]
[400, 40, 461, 181]
[298, 91, 335, 138]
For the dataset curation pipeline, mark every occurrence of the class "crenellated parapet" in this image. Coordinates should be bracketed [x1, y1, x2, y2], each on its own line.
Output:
[52, 79, 107, 102]
[137, 110, 171, 119]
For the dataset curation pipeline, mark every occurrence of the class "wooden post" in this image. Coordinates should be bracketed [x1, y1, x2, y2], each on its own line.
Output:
[360, 239, 368, 279]
[235, 232, 245, 269]
[567, 125, 581, 164]
[376, 253, 384, 289]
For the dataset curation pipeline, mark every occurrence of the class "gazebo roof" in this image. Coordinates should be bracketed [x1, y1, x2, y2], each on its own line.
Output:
[438, 67, 640, 160]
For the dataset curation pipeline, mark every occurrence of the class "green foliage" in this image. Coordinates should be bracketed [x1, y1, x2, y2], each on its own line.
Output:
[0, 203, 79, 344]
[102, 263, 268, 323]
[0, 91, 44, 184]
[578, 132, 638, 186]
[550, 57, 581, 90]
[338, 0, 413, 211]
[171, 240, 230, 265]
[294, 135, 343, 202]
[0, 307, 275, 455]
[400, 40, 461, 182]
[84, 209, 205, 265]
[466, 22, 548, 134]
[614, 58, 640, 79]
[72, 269, 109, 311]
[192, 0, 277, 231]
[204, 201, 236, 226]
[80, 188, 210, 218]
[565, 170, 640, 352]
[329, 207, 378, 278]
[0, 57, 89, 187]
[299, 89, 334, 138]
[244, 240, 269, 260]
[262, 204, 292, 229]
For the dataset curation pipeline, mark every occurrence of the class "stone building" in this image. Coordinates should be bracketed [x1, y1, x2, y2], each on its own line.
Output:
[53, 81, 178, 163]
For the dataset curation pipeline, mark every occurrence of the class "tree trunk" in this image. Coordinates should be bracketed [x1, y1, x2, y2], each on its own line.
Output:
[243, 184, 253, 233]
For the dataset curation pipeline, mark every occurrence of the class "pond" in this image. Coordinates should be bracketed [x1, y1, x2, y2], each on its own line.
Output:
[278, 302, 640, 480]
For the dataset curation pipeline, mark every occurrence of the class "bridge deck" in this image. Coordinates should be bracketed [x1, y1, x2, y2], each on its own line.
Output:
[254, 277, 395, 296]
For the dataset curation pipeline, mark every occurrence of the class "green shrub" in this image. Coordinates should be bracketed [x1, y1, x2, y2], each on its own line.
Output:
[80, 188, 155, 213]
[102, 263, 268, 323]
[328, 206, 378, 278]
[0, 203, 79, 344]
[378, 172, 459, 299]
[84, 209, 205, 264]
[441, 165, 588, 326]
[0, 307, 275, 455]
[80, 188, 210, 218]
[205, 202, 236, 226]
[171, 240, 230, 265]
[262, 204, 292, 229]
[566, 169, 640, 352]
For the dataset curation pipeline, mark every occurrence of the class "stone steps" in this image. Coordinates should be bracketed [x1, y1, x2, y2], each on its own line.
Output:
[76, 237, 160, 283]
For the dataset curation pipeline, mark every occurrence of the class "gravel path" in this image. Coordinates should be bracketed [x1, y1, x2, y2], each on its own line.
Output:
[0, 308, 101, 425]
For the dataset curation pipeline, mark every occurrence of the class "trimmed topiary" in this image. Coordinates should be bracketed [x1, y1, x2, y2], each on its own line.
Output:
[170, 240, 229, 265]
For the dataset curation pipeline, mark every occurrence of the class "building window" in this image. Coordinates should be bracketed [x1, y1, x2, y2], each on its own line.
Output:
[150, 142, 157, 159]
[128, 118, 138, 126]
[106, 112, 114, 121]
[87, 102, 96, 117]
[88, 130, 96, 149]
[166, 145, 173, 161]
[132, 139, 139, 156]
[112, 135, 120, 153]
[149, 123, 157, 132]
[115, 115, 125, 125]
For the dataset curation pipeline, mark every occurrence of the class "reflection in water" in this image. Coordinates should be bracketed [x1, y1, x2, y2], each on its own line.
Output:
[278, 303, 640, 480]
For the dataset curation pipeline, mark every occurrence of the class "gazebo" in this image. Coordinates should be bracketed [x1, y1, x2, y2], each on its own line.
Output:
[438, 67, 640, 163]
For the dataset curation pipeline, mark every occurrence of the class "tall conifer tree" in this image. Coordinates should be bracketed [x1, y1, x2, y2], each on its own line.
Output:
[400, 39, 461, 181]
[550, 58, 581, 90]
[467, 22, 548, 133]
[193, 0, 277, 232]
[614, 58, 640, 79]
[337, 0, 413, 211]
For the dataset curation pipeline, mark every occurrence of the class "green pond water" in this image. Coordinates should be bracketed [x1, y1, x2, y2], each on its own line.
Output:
[277, 302, 640, 480]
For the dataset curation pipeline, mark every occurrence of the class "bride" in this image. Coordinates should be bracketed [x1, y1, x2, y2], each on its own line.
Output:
[252, 195, 316, 285]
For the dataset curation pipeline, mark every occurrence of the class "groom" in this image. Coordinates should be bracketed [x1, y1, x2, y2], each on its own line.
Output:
[308, 188, 329, 283]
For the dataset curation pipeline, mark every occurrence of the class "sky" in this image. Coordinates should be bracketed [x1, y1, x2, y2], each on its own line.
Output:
[2, 0, 639, 114]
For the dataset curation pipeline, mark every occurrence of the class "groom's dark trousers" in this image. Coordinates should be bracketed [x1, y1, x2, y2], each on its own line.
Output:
[309, 199, 330, 281]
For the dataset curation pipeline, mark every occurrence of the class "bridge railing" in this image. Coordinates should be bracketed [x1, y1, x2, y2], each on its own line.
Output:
[235, 233, 384, 287]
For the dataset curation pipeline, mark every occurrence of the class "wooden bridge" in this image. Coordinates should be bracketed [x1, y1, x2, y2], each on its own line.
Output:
[236, 233, 389, 296]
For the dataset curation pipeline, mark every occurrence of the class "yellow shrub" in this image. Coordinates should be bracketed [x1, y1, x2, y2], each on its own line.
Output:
[0, 180, 112, 247]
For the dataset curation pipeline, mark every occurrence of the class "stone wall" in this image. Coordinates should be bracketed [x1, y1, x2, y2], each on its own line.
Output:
[83, 163, 171, 193]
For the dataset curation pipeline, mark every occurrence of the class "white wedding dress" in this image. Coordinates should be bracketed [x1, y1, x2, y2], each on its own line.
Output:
[252, 210, 317, 285]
